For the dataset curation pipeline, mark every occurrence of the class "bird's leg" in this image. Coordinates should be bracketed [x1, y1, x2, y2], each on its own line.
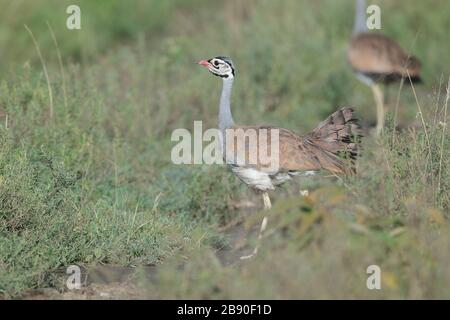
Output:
[262, 191, 272, 209]
[240, 192, 271, 260]
[371, 84, 385, 136]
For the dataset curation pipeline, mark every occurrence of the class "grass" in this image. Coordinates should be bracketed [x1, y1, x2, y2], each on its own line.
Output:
[0, 0, 449, 298]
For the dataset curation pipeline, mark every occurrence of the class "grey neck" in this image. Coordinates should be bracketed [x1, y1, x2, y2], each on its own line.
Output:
[218, 78, 235, 132]
[353, 0, 368, 34]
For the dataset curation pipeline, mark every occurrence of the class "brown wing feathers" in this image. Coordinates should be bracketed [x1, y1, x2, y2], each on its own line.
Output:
[308, 107, 361, 160]
[226, 108, 361, 175]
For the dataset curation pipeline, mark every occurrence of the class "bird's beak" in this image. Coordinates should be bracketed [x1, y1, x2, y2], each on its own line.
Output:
[197, 60, 210, 67]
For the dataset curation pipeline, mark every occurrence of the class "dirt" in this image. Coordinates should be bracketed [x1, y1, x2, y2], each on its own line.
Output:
[216, 222, 260, 265]
[21, 265, 158, 300]
[22, 283, 144, 300]
[21, 221, 260, 300]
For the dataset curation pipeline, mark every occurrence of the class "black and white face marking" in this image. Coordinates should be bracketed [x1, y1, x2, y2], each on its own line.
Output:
[198, 56, 235, 79]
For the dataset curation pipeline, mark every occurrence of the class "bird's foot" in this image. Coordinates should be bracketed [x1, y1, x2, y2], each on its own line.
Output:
[240, 247, 258, 260]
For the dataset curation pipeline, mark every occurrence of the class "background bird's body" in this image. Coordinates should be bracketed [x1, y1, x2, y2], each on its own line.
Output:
[348, 33, 422, 84]
[348, 0, 422, 135]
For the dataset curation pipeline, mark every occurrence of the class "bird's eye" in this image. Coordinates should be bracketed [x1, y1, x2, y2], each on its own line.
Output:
[213, 60, 219, 67]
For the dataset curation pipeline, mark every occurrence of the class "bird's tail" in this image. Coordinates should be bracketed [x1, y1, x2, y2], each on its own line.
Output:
[401, 55, 422, 80]
[307, 107, 362, 173]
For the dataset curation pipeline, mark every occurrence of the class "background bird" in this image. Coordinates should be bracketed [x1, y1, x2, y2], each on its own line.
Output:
[198, 56, 362, 258]
[348, 0, 422, 136]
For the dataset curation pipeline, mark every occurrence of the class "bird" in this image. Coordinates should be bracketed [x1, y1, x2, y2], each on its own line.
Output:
[198, 56, 361, 259]
[348, 0, 422, 136]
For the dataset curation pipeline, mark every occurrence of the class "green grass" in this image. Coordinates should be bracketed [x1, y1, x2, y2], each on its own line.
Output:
[0, 0, 449, 298]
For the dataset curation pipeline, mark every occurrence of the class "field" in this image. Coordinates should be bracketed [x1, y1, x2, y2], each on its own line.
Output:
[0, 0, 449, 299]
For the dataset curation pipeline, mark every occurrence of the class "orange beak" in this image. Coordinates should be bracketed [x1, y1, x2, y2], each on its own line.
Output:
[197, 60, 210, 67]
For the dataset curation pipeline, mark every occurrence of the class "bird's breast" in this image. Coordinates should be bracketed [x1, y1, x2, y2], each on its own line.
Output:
[230, 166, 275, 191]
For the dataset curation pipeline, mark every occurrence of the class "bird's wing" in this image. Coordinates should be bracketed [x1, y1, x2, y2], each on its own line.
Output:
[223, 125, 348, 174]
[306, 107, 360, 159]
[277, 127, 350, 174]
[348, 33, 421, 78]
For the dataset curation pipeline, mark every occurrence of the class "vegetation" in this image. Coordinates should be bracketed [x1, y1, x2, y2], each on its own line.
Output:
[0, 0, 448, 298]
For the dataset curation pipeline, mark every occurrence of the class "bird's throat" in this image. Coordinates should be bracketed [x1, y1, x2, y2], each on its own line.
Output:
[218, 78, 234, 132]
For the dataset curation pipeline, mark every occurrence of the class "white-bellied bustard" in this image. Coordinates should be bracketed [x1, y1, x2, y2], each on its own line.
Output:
[348, 0, 422, 136]
[198, 56, 361, 259]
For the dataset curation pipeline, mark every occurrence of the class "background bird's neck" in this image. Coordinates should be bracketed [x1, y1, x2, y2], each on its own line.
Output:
[353, 0, 368, 34]
[219, 78, 234, 132]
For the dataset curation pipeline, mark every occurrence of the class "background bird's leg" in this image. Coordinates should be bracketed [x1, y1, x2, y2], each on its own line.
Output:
[240, 192, 271, 260]
[371, 84, 385, 136]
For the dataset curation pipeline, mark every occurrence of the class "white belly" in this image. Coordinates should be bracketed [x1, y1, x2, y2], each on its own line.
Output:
[231, 166, 275, 191]
[230, 166, 316, 191]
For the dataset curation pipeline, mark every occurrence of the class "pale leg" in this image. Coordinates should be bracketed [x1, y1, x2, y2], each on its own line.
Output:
[240, 192, 271, 260]
[371, 84, 385, 136]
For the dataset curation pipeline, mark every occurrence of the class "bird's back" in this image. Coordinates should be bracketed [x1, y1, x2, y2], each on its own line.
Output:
[348, 33, 422, 83]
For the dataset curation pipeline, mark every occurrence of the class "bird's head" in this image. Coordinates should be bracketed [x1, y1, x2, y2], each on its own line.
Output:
[197, 56, 235, 79]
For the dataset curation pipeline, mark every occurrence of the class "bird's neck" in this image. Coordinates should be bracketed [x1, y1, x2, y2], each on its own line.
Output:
[218, 78, 235, 132]
[353, 0, 368, 35]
